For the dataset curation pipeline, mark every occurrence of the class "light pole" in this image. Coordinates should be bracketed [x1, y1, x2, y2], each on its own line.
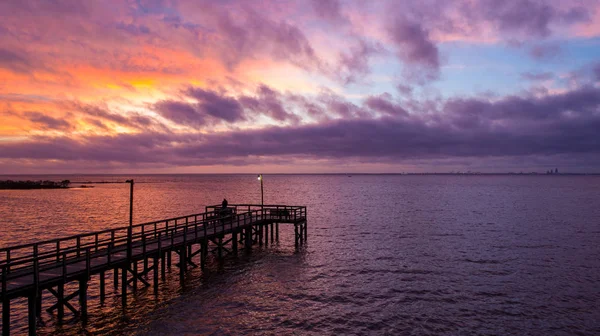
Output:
[125, 179, 134, 260]
[257, 174, 263, 209]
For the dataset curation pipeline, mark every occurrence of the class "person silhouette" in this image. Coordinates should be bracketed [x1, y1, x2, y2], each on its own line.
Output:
[222, 198, 228, 209]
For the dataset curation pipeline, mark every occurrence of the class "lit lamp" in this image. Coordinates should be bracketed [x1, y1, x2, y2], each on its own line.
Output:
[257, 174, 263, 209]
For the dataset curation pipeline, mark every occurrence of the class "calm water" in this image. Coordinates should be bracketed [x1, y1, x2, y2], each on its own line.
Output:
[1, 175, 599, 335]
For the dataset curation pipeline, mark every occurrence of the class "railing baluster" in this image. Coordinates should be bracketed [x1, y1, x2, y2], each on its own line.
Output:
[77, 236, 81, 258]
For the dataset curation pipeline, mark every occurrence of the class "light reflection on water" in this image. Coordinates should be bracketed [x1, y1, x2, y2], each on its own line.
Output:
[1, 175, 600, 335]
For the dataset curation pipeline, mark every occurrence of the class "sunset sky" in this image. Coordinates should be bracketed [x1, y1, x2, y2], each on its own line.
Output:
[1, 0, 599, 173]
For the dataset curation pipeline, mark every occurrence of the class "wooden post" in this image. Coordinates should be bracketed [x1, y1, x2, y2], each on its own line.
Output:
[99, 271, 105, 303]
[167, 251, 172, 267]
[57, 283, 64, 321]
[270, 223, 274, 242]
[114, 268, 118, 291]
[35, 290, 41, 318]
[265, 224, 269, 246]
[217, 236, 223, 259]
[304, 222, 308, 241]
[179, 246, 186, 284]
[294, 224, 299, 247]
[153, 257, 159, 295]
[232, 231, 238, 255]
[161, 253, 166, 280]
[3, 299, 10, 336]
[3, 267, 10, 335]
[28, 293, 36, 336]
[132, 261, 138, 291]
[259, 225, 263, 246]
[79, 277, 88, 321]
[276, 223, 279, 241]
[245, 227, 252, 249]
[121, 266, 127, 309]
[201, 240, 207, 269]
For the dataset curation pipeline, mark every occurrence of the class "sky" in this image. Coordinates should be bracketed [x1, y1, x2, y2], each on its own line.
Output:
[0, 0, 599, 174]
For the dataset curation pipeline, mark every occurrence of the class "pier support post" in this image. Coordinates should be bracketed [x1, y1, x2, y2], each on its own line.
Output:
[57, 284, 64, 321]
[99, 272, 105, 303]
[276, 223, 279, 241]
[132, 261, 138, 291]
[114, 268, 118, 291]
[294, 224, 299, 247]
[244, 227, 252, 250]
[270, 223, 274, 242]
[179, 247, 186, 284]
[35, 290, 41, 318]
[201, 239, 207, 269]
[232, 231, 238, 255]
[259, 225, 263, 246]
[121, 266, 127, 309]
[217, 236, 223, 259]
[161, 252, 166, 280]
[3, 298, 10, 336]
[79, 278, 88, 321]
[265, 224, 269, 246]
[167, 251, 172, 267]
[153, 257, 159, 295]
[28, 293, 37, 336]
[304, 222, 307, 241]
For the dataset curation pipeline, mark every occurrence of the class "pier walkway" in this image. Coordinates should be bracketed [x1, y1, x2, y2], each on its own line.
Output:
[0, 204, 307, 335]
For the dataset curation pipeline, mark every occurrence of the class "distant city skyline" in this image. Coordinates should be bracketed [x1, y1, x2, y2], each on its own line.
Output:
[1, 0, 599, 174]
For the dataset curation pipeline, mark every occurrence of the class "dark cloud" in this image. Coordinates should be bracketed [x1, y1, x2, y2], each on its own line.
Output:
[154, 100, 203, 126]
[476, 0, 590, 38]
[4, 86, 597, 168]
[186, 87, 245, 123]
[387, 20, 440, 80]
[62, 101, 167, 131]
[521, 71, 553, 81]
[214, 7, 321, 71]
[239, 85, 299, 123]
[364, 94, 409, 117]
[336, 39, 383, 84]
[22, 111, 71, 130]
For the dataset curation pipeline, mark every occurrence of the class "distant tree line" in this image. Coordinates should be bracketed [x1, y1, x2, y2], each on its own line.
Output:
[0, 180, 70, 189]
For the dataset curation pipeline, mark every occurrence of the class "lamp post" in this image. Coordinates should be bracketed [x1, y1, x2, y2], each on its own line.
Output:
[257, 174, 263, 209]
[125, 179, 134, 260]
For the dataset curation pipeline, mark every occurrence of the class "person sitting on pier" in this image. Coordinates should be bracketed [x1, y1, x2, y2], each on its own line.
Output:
[220, 198, 230, 217]
[222, 198, 228, 209]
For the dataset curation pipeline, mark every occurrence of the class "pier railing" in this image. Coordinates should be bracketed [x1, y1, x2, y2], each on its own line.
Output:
[0, 205, 306, 289]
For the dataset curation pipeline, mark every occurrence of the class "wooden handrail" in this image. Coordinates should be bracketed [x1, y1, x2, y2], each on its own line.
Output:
[0, 206, 306, 277]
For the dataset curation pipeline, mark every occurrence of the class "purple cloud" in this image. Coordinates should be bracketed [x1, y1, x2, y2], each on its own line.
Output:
[336, 39, 382, 84]
[154, 100, 203, 126]
[387, 20, 440, 80]
[239, 85, 299, 123]
[4, 86, 598, 169]
[21, 111, 71, 130]
[186, 88, 245, 123]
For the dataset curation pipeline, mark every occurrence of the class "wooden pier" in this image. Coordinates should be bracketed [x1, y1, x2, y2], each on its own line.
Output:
[0, 204, 307, 335]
